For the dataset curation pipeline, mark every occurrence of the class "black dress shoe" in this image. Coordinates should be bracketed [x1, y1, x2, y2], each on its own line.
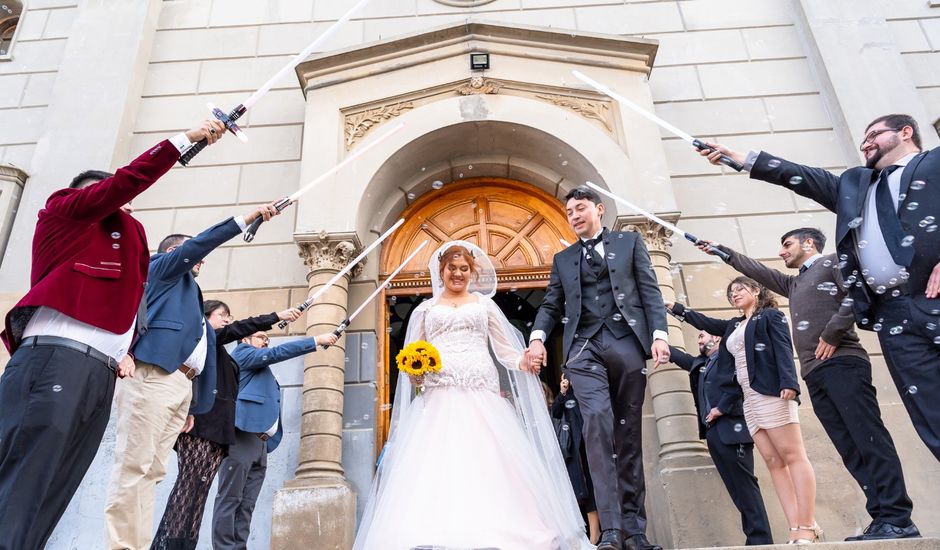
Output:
[597, 529, 624, 550]
[624, 533, 663, 550]
[849, 521, 921, 540]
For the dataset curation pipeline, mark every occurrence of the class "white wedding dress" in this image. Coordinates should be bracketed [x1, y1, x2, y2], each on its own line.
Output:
[353, 294, 592, 550]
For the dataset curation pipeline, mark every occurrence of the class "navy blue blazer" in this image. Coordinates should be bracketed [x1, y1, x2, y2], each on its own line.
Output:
[132, 217, 243, 415]
[670, 303, 800, 405]
[231, 337, 318, 453]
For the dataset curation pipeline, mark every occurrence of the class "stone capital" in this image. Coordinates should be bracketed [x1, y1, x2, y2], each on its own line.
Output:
[296, 231, 364, 277]
[615, 213, 680, 253]
[0, 165, 28, 187]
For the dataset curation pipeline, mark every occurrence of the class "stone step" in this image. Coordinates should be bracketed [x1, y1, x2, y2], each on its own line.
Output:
[698, 538, 939, 549]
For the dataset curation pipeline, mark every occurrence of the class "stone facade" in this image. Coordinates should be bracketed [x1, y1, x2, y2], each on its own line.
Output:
[0, 1, 938, 548]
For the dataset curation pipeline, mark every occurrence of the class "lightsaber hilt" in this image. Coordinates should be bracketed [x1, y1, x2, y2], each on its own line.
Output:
[178, 104, 247, 166]
[683, 233, 731, 262]
[691, 139, 744, 172]
[244, 197, 291, 243]
[276, 297, 313, 330]
[321, 319, 350, 349]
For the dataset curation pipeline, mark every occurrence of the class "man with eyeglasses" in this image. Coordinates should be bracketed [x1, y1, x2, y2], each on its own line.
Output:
[212, 328, 336, 549]
[695, 114, 940, 474]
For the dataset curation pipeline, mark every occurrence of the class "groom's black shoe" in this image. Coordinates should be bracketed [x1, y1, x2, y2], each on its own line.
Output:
[845, 521, 921, 541]
[596, 529, 624, 550]
[624, 533, 662, 550]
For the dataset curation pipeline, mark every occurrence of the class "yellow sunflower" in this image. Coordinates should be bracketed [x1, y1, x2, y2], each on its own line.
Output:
[395, 340, 442, 376]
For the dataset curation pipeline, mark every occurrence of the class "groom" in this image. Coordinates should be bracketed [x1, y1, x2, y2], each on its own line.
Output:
[526, 186, 669, 550]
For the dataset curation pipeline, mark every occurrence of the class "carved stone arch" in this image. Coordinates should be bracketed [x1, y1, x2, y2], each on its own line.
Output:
[380, 178, 576, 292]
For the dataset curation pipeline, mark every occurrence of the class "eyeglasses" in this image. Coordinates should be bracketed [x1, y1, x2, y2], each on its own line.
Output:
[859, 127, 899, 149]
[211, 311, 233, 322]
[250, 334, 270, 344]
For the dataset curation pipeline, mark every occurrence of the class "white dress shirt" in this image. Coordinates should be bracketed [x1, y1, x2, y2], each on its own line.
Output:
[530, 228, 668, 344]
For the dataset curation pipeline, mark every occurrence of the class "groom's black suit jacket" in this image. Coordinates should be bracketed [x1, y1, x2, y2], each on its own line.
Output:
[749, 148, 940, 327]
[533, 230, 667, 358]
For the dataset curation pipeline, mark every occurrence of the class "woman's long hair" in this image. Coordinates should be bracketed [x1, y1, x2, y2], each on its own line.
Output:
[726, 276, 778, 312]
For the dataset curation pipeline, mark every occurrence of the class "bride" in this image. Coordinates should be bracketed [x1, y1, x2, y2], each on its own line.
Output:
[353, 241, 593, 550]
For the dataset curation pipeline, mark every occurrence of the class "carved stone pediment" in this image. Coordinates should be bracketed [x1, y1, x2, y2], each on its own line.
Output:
[456, 77, 502, 95]
[344, 102, 414, 150]
[536, 94, 612, 132]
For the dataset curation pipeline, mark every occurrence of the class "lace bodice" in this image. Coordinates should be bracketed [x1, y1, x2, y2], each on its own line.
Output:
[409, 298, 522, 393]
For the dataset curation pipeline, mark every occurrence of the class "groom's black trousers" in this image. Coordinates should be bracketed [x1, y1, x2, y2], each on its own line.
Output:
[565, 326, 648, 535]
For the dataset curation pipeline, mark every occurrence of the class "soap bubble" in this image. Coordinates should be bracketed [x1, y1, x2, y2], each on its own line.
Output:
[847, 217, 864, 229]
[431, 180, 444, 190]
[789, 176, 803, 185]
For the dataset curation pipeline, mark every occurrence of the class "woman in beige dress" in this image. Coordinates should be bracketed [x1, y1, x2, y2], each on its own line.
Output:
[667, 276, 820, 544]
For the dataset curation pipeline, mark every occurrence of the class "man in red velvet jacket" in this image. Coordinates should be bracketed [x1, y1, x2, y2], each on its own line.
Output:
[0, 119, 225, 550]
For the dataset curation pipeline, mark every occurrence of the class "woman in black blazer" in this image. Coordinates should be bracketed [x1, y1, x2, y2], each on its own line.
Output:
[151, 300, 300, 550]
[667, 276, 820, 544]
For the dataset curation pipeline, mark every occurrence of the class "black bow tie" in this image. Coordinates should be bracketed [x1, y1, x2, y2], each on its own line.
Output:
[580, 231, 606, 250]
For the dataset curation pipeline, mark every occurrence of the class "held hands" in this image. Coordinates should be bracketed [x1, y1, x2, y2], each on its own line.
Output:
[780, 388, 798, 401]
[814, 337, 838, 361]
[651, 339, 670, 366]
[705, 407, 723, 424]
[277, 308, 303, 323]
[245, 201, 282, 225]
[693, 141, 746, 167]
[523, 339, 547, 374]
[185, 119, 226, 146]
[181, 415, 195, 434]
[117, 354, 135, 379]
[315, 333, 338, 347]
[926, 261, 940, 298]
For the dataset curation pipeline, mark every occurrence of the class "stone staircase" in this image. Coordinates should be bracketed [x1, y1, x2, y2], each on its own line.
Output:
[698, 538, 940, 549]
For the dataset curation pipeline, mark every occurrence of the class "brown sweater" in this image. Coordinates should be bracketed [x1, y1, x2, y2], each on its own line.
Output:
[721, 248, 868, 379]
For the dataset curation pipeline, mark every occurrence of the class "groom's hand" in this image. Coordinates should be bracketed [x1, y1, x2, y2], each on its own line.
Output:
[525, 339, 547, 373]
[651, 339, 670, 366]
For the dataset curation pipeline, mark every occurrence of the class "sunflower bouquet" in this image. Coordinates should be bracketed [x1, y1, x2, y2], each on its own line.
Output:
[395, 340, 442, 392]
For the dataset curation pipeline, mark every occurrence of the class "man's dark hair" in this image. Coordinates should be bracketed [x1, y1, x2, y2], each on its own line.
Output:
[781, 227, 826, 254]
[68, 170, 114, 189]
[866, 113, 922, 150]
[157, 234, 192, 253]
[204, 299, 230, 317]
[563, 186, 602, 205]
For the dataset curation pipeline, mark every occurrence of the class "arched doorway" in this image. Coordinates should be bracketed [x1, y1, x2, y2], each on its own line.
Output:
[376, 178, 576, 444]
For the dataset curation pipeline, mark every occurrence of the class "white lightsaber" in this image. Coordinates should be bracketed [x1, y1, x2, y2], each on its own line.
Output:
[277, 218, 406, 329]
[584, 182, 730, 261]
[321, 240, 430, 348]
[178, 0, 372, 166]
[571, 70, 744, 172]
[245, 122, 404, 242]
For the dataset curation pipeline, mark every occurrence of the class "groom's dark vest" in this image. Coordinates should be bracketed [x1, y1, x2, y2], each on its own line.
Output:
[577, 251, 631, 340]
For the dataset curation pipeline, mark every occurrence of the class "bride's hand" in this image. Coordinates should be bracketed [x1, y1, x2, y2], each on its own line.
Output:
[409, 374, 425, 387]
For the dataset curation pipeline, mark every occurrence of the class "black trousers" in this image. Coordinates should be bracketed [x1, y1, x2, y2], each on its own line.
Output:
[0, 343, 115, 550]
[152, 433, 227, 550]
[871, 295, 940, 462]
[212, 429, 268, 550]
[805, 356, 913, 525]
[705, 428, 772, 545]
[565, 326, 647, 535]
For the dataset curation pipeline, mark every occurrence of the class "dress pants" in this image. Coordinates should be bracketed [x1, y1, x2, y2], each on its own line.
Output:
[871, 295, 940, 462]
[105, 361, 192, 550]
[151, 433, 227, 550]
[0, 343, 115, 550]
[212, 429, 268, 550]
[704, 428, 772, 545]
[805, 356, 913, 525]
[565, 326, 648, 535]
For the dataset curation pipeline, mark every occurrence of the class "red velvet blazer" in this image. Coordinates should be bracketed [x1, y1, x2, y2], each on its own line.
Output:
[2, 140, 179, 353]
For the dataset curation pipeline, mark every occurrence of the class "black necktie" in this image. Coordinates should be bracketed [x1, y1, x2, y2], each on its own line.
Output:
[873, 165, 914, 266]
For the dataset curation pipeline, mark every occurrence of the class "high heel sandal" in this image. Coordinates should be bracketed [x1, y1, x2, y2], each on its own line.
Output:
[786, 523, 823, 544]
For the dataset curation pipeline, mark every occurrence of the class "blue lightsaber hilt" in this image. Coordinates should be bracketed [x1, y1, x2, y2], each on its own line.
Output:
[692, 139, 744, 172]
[178, 104, 247, 166]
[683, 233, 731, 262]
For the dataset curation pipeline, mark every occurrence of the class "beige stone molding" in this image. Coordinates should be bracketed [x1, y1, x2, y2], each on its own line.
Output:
[344, 101, 414, 150]
[296, 231, 365, 278]
[456, 76, 502, 95]
[0, 165, 28, 186]
[616, 213, 680, 252]
[535, 93, 613, 132]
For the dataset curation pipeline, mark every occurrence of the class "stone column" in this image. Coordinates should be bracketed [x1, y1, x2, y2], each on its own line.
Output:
[270, 232, 362, 550]
[618, 215, 746, 549]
